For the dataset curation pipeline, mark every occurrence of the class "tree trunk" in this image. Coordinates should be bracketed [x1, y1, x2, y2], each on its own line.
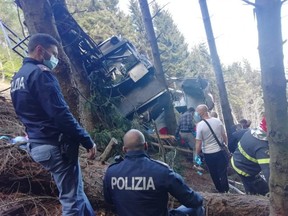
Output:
[201, 192, 269, 216]
[0, 142, 269, 216]
[254, 0, 288, 215]
[199, 0, 235, 136]
[138, 0, 177, 134]
[50, 0, 96, 132]
[18, 0, 79, 118]
[18, 0, 95, 131]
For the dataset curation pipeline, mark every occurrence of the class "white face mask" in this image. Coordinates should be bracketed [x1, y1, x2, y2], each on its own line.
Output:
[43, 54, 59, 70]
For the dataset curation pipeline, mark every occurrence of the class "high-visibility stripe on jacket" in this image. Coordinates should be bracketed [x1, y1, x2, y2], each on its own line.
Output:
[231, 130, 270, 181]
[237, 142, 270, 164]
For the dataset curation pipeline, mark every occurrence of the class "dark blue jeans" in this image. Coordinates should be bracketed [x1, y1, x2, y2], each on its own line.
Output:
[28, 143, 95, 216]
[204, 151, 229, 193]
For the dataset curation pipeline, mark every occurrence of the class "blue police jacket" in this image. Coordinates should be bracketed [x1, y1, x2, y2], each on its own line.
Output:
[103, 150, 203, 216]
[10, 57, 93, 149]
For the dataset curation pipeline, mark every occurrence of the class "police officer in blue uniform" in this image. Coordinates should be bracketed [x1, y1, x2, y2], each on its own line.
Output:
[10, 33, 96, 216]
[103, 129, 204, 216]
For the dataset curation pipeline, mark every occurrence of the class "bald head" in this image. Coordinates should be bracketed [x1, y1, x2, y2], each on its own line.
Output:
[123, 129, 146, 151]
[196, 104, 209, 118]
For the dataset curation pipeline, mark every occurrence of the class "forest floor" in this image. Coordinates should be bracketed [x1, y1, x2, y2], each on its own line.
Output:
[0, 81, 266, 216]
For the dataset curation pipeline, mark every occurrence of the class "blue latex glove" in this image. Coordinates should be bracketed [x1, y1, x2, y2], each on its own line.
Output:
[11, 136, 28, 144]
[194, 155, 202, 166]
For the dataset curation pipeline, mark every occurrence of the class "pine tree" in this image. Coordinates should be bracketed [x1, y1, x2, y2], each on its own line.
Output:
[128, 0, 151, 58]
[69, 0, 137, 44]
[0, 0, 23, 80]
[151, 3, 191, 78]
[224, 61, 263, 125]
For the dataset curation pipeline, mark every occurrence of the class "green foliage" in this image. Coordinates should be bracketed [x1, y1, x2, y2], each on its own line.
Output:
[223, 60, 263, 125]
[0, 0, 23, 80]
[152, 3, 191, 77]
[152, 4, 186, 77]
[1, 0, 264, 146]
[86, 82, 132, 148]
[188, 44, 213, 77]
[128, 0, 151, 58]
[0, 0, 22, 31]
[0, 46, 22, 79]
[69, 0, 137, 44]
[128, 1, 195, 78]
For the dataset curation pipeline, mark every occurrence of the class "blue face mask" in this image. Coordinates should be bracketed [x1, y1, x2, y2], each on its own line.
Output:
[194, 112, 202, 123]
[44, 54, 59, 70]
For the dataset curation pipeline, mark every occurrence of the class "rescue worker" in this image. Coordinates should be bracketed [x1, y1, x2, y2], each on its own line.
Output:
[231, 117, 269, 195]
[228, 119, 251, 153]
[10, 33, 96, 215]
[103, 129, 204, 216]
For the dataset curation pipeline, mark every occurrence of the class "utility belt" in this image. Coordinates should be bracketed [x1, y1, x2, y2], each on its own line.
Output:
[28, 139, 59, 149]
[28, 135, 79, 164]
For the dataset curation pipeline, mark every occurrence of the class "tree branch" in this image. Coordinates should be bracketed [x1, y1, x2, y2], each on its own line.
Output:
[70, 9, 88, 15]
[150, 142, 194, 154]
[242, 0, 256, 7]
[148, 0, 157, 5]
[156, 32, 163, 41]
[151, 3, 169, 20]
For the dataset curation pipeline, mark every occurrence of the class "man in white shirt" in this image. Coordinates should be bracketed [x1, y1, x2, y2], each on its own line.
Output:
[195, 104, 229, 193]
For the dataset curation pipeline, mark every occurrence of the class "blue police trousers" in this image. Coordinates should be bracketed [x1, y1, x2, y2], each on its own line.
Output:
[29, 143, 95, 216]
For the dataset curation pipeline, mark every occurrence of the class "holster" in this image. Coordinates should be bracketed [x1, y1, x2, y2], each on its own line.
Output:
[58, 134, 80, 164]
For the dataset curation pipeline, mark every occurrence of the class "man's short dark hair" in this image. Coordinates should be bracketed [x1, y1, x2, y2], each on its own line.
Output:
[28, 33, 59, 53]
[239, 119, 248, 125]
[187, 107, 195, 113]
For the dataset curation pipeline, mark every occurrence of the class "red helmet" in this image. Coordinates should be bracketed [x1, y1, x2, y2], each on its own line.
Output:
[260, 117, 267, 133]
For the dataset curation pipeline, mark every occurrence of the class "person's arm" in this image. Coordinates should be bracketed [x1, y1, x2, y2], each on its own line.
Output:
[31, 70, 95, 150]
[255, 146, 270, 182]
[167, 169, 203, 208]
[195, 139, 202, 155]
[195, 124, 202, 155]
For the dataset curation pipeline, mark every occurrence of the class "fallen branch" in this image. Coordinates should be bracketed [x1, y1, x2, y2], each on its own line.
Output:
[152, 120, 166, 162]
[228, 179, 243, 186]
[229, 183, 245, 195]
[99, 138, 118, 163]
[150, 142, 193, 154]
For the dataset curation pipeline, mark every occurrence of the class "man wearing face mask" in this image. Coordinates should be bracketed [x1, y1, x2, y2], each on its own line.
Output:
[10, 33, 96, 216]
[194, 105, 229, 193]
